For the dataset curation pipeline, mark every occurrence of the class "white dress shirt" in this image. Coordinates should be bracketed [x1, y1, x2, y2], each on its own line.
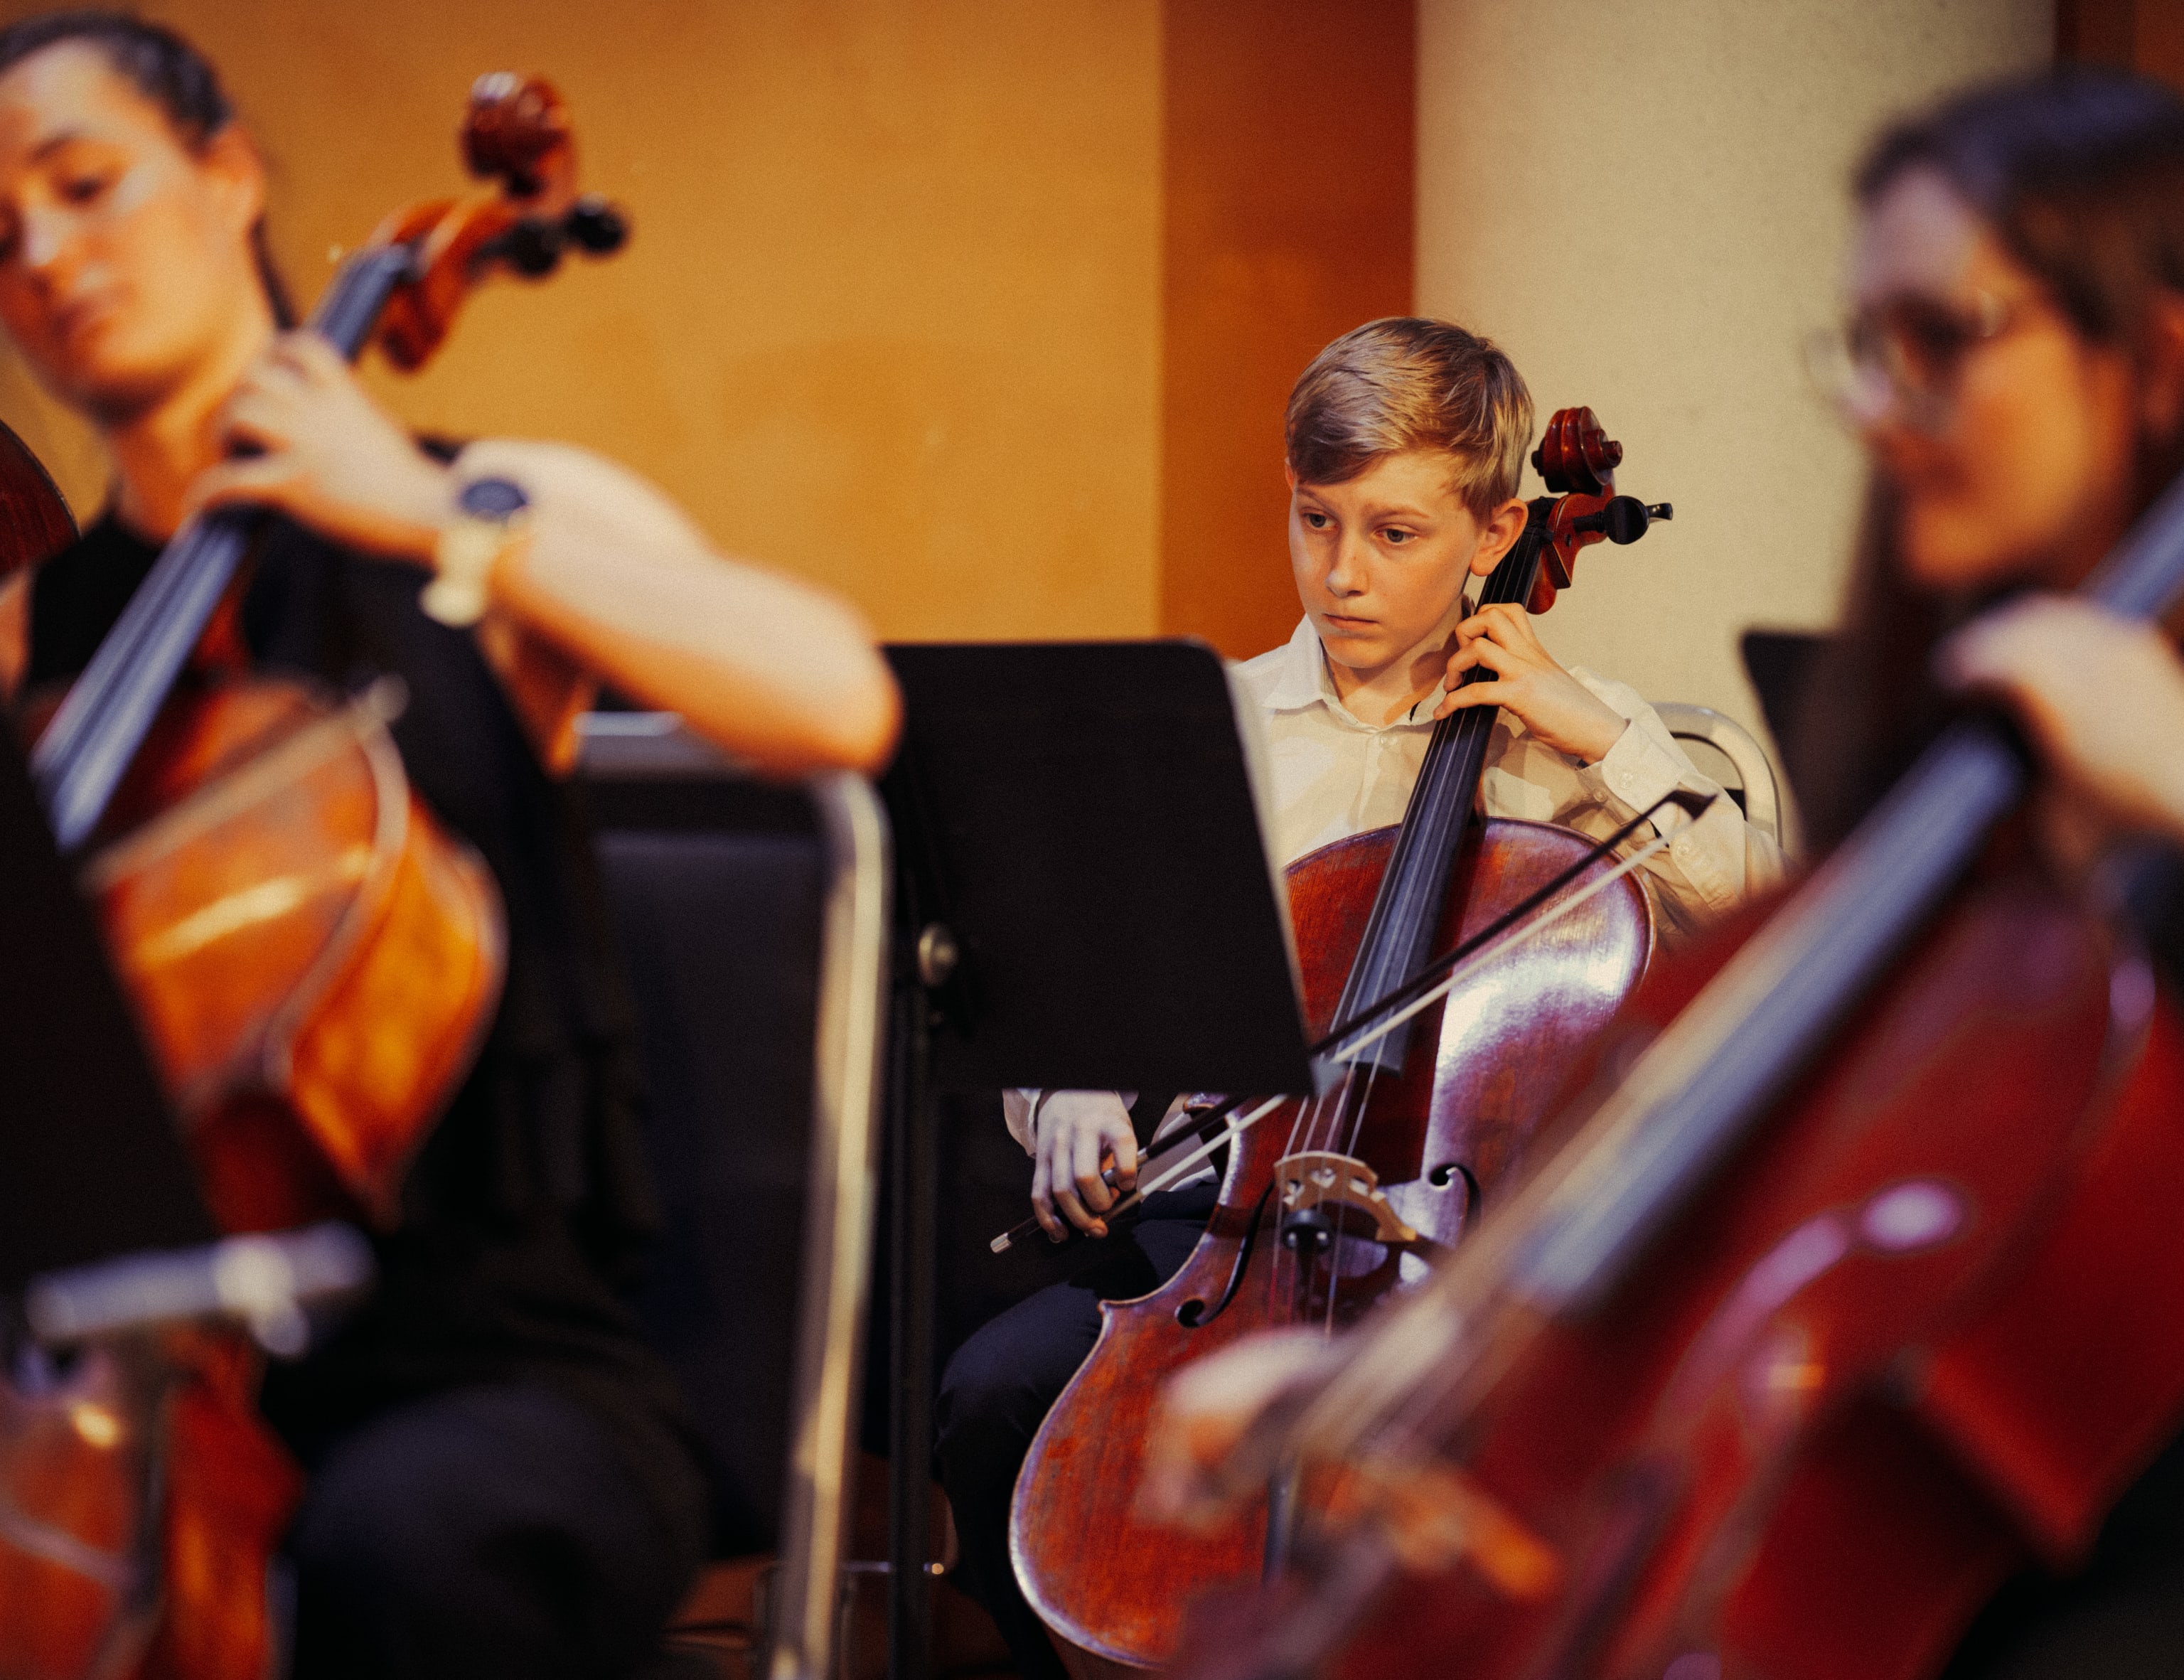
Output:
[1239, 617, 1777, 929]
[1005, 616, 1783, 1154]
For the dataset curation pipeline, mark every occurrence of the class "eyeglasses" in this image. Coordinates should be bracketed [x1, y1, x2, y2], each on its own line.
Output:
[1804, 288, 2042, 432]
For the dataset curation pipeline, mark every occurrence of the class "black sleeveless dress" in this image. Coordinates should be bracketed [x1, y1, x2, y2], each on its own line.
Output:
[28, 512, 707, 1532]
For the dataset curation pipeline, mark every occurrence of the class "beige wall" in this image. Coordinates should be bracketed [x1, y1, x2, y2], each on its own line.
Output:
[1418, 0, 2052, 766]
[0, 0, 1163, 642]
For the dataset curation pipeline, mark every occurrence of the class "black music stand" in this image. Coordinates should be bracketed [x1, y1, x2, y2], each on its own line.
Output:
[878, 641, 1315, 1680]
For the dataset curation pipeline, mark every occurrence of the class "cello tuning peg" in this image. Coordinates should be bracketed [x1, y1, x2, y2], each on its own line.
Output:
[492, 215, 564, 277]
[563, 196, 629, 256]
[1572, 496, 1658, 544]
[1647, 503, 1673, 522]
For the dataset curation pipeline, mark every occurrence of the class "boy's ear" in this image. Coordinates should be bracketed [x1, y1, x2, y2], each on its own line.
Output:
[1467, 496, 1531, 579]
[1283, 461, 1299, 493]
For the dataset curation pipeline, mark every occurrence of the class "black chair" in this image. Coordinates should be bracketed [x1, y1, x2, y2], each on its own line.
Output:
[581, 715, 889, 1680]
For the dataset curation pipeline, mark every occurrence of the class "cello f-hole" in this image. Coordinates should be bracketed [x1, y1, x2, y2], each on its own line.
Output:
[1178, 1179, 1280, 1329]
[1426, 1161, 1483, 1224]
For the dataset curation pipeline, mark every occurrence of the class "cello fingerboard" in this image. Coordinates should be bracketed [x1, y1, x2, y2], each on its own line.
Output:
[1327, 502, 1553, 1076]
[31, 244, 420, 852]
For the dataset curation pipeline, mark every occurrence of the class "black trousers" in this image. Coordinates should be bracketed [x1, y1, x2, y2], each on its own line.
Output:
[287, 1381, 709, 1680]
[935, 1186, 1218, 1680]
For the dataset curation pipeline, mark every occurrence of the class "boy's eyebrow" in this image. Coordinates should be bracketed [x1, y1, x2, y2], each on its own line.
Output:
[1355, 498, 1438, 523]
[1293, 484, 1438, 520]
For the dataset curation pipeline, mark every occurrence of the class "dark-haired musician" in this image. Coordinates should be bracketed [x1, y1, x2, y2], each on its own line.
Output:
[0, 11, 896, 1676]
[1795, 67, 2184, 1679]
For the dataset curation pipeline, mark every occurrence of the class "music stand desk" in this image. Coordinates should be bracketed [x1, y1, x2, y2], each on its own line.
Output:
[877, 641, 1312, 1679]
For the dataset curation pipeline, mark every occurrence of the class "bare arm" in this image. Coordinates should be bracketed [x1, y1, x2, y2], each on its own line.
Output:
[454, 438, 897, 774]
[188, 332, 899, 776]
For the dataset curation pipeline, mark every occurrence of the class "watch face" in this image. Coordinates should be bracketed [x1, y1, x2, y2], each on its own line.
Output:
[459, 476, 530, 521]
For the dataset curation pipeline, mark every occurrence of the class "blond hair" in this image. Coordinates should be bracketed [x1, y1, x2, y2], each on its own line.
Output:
[1284, 318, 1533, 520]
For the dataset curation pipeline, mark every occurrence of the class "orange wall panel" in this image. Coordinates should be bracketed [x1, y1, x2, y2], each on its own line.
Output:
[0, 1, 1413, 657]
[1157, 0, 1415, 660]
[0, 0, 1164, 643]
[2057, 0, 2184, 89]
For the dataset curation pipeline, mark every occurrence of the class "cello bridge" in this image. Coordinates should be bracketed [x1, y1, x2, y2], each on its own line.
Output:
[1273, 1151, 1426, 1251]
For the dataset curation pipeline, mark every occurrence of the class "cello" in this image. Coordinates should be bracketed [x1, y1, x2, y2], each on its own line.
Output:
[0, 73, 628, 1680]
[1141, 480, 2184, 1676]
[26, 69, 628, 1235]
[1011, 409, 1683, 1670]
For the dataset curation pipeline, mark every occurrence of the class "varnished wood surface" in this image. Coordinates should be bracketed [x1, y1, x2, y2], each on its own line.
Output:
[0, 414, 75, 577]
[0, 1329, 302, 1680]
[78, 680, 503, 1232]
[1292, 879, 2175, 1680]
[1012, 817, 1652, 1669]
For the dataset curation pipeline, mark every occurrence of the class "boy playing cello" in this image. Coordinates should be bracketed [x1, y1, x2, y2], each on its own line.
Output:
[939, 316, 1779, 1676]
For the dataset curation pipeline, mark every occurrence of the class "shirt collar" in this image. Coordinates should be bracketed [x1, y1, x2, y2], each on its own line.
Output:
[1262, 616, 1439, 730]
[1262, 617, 1331, 711]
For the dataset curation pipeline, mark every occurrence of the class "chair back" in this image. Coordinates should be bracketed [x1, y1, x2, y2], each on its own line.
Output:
[1652, 700, 1794, 855]
[579, 714, 889, 1680]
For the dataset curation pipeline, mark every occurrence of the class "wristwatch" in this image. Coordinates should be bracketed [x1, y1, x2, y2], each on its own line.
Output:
[422, 476, 530, 628]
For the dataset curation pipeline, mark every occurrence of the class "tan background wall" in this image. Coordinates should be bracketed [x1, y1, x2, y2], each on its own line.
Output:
[1417, 0, 2053, 761]
[0, 0, 1165, 642]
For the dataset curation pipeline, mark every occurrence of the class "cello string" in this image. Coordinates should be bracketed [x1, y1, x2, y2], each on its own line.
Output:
[1012, 813, 1691, 1244]
[1272, 1070, 1342, 1320]
[35, 247, 410, 846]
[1273, 522, 1547, 1333]
[1288, 824, 1686, 1334]
[1311, 799, 1696, 1312]
[1336, 1031, 1386, 1162]
[1271, 1066, 1347, 1318]
[1299, 1026, 1379, 1326]
[1315, 791, 1702, 1066]
[1327, 829, 1679, 1071]
[1324, 1056, 1388, 1338]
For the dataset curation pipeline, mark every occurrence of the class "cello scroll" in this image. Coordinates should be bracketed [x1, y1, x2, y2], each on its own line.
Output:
[1525, 406, 1674, 614]
[369, 73, 628, 371]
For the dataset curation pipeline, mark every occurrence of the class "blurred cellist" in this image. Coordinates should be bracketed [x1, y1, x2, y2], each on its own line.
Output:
[0, 11, 896, 1677]
[1739, 64, 2184, 1679]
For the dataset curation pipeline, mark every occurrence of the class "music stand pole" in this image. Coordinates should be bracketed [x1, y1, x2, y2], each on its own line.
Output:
[874, 641, 1316, 1680]
[887, 964, 938, 1680]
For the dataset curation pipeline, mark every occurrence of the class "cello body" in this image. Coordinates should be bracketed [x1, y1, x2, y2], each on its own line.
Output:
[1015, 815, 1653, 1668]
[77, 678, 504, 1234]
[0, 1329, 304, 1680]
[1169, 869, 2184, 1680]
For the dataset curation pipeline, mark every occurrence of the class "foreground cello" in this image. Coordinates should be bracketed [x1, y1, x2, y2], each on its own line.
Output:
[27, 70, 626, 1234]
[1148, 480, 2184, 1676]
[1, 73, 627, 1680]
[1013, 411, 1680, 1669]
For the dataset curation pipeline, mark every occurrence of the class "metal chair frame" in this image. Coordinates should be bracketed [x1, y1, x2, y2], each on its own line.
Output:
[1652, 700, 1795, 857]
[767, 770, 892, 1680]
[574, 714, 892, 1680]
